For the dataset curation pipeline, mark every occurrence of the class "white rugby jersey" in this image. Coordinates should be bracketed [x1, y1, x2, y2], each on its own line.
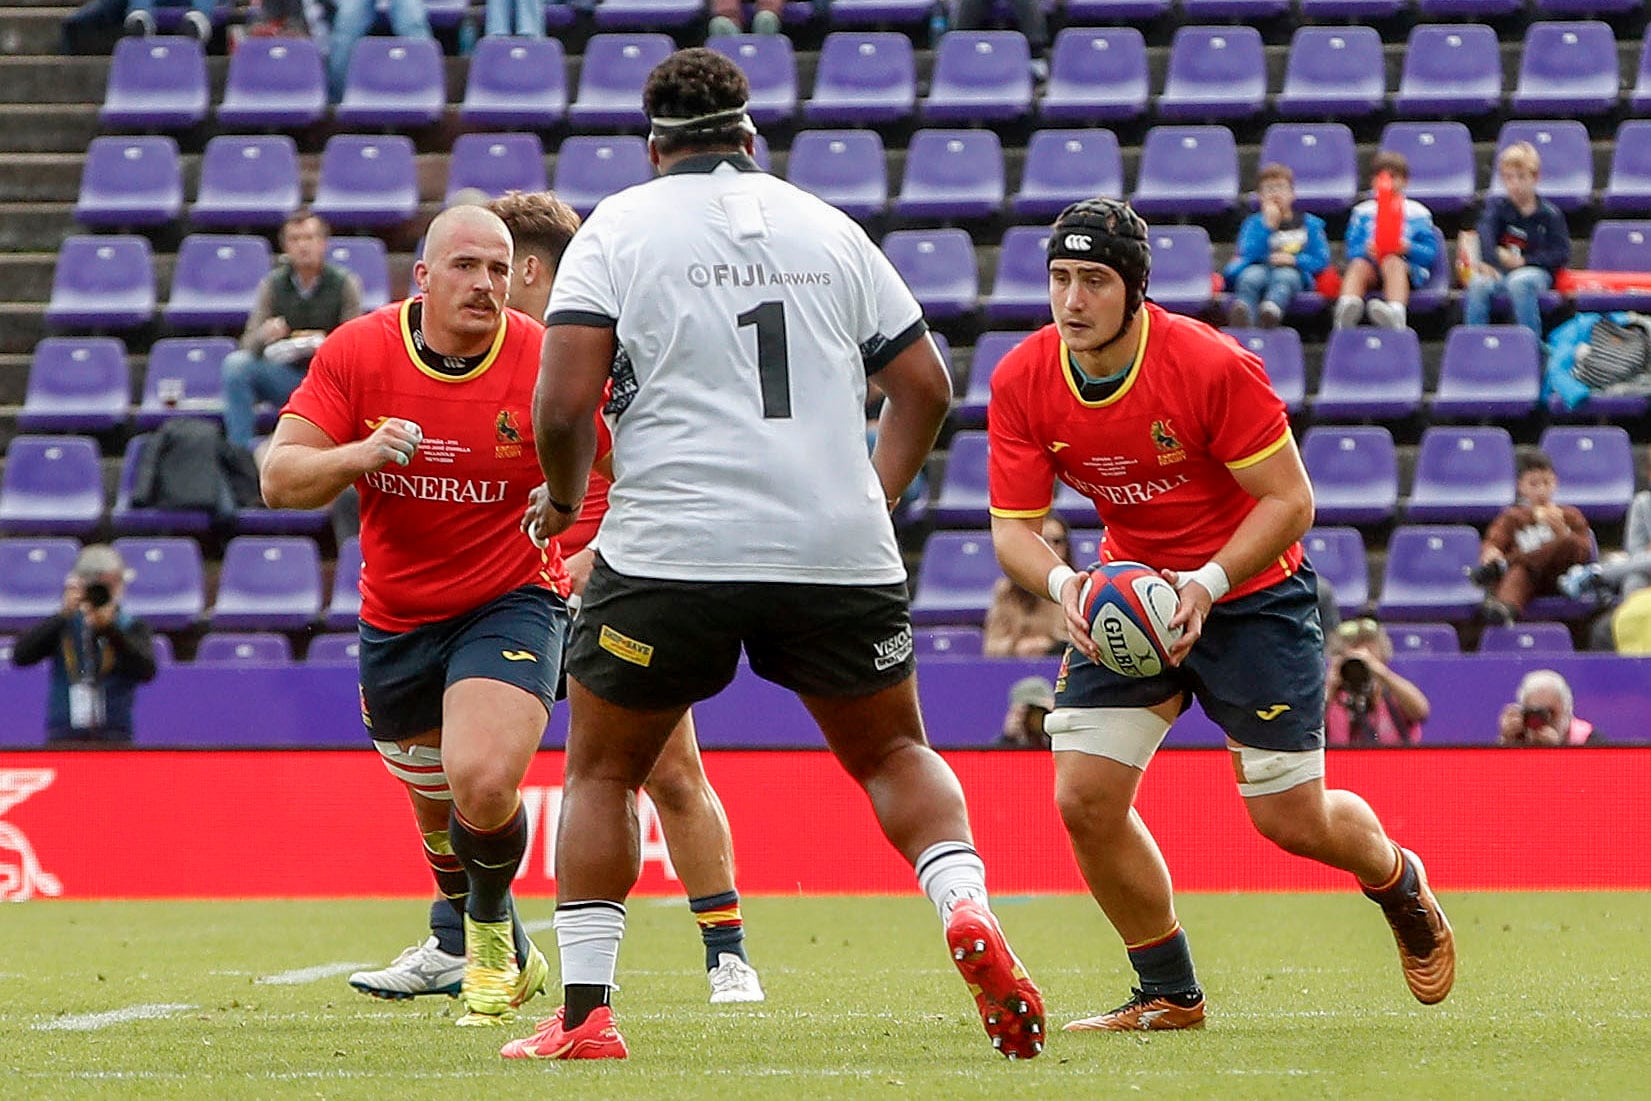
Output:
[546, 152, 929, 585]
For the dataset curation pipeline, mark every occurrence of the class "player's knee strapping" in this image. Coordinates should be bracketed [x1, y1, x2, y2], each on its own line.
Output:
[1043, 707, 1172, 769]
[375, 741, 452, 801]
[1230, 744, 1325, 797]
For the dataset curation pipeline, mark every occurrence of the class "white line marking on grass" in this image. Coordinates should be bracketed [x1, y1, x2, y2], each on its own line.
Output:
[256, 962, 374, 986]
[33, 1003, 196, 1032]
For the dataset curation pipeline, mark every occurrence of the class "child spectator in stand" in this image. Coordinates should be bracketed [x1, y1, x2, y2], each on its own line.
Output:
[1473, 449, 1595, 625]
[1333, 152, 1439, 331]
[1225, 163, 1330, 329]
[1463, 142, 1570, 344]
[983, 514, 1071, 657]
[485, 0, 545, 37]
[709, 0, 783, 35]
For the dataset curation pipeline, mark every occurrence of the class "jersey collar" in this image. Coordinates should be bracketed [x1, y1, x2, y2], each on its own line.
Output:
[1060, 309, 1151, 408]
[663, 151, 763, 176]
[398, 297, 509, 383]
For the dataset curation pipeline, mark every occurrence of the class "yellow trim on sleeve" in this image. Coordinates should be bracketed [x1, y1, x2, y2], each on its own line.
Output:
[1060, 310, 1150, 408]
[1226, 427, 1291, 471]
[398, 296, 508, 383]
[276, 412, 341, 445]
[989, 505, 1054, 519]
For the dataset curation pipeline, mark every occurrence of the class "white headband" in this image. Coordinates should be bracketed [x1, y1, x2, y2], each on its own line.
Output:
[648, 103, 757, 141]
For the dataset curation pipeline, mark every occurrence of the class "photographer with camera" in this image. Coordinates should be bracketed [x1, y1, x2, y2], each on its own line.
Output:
[11, 544, 157, 745]
[1497, 669, 1601, 746]
[1324, 619, 1429, 746]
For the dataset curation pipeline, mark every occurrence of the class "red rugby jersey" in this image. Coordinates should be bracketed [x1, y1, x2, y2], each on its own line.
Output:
[282, 299, 570, 631]
[987, 303, 1303, 601]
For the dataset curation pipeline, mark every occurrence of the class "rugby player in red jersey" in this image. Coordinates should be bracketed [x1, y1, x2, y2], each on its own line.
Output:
[262, 204, 567, 1027]
[987, 198, 1454, 1031]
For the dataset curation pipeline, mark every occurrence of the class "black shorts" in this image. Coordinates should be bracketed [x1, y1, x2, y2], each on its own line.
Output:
[565, 556, 916, 711]
[1054, 562, 1327, 753]
[358, 585, 571, 743]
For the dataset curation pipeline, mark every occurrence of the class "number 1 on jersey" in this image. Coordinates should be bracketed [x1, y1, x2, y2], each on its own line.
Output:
[737, 300, 791, 419]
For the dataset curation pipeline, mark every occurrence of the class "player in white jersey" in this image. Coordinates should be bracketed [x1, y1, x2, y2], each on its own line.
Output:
[498, 48, 1044, 1063]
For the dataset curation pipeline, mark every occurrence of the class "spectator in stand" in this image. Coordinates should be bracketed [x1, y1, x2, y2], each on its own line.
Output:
[1463, 143, 1570, 344]
[221, 209, 362, 452]
[1496, 669, 1601, 746]
[11, 545, 157, 746]
[952, 0, 1050, 83]
[1333, 152, 1438, 332]
[486, 0, 545, 37]
[326, 0, 431, 102]
[983, 514, 1071, 658]
[122, 0, 213, 40]
[1565, 450, 1651, 649]
[1224, 163, 1330, 330]
[1473, 449, 1595, 625]
[997, 676, 1054, 749]
[1324, 618, 1429, 747]
[709, 0, 782, 35]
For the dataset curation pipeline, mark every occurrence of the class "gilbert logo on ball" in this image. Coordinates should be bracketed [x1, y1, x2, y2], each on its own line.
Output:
[1078, 562, 1183, 678]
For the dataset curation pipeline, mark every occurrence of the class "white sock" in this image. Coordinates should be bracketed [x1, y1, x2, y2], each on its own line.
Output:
[914, 841, 988, 923]
[1391, 302, 1407, 327]
[554, 900, 626, 987]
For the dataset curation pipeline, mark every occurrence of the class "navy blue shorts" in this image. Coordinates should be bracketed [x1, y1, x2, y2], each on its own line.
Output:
[358, 585, 571, 743]
[1054, 562, 1326, 753]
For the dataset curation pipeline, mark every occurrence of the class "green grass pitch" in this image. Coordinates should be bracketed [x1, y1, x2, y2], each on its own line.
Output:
[4, 893, 1649, 1099]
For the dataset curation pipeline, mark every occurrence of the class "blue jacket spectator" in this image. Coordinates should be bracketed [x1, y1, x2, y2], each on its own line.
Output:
[1224, 163, 1329, 329]
[1334, 151, 1438, 333]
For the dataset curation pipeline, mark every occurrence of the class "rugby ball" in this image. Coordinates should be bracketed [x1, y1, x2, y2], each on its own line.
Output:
[1078, 562, 1183, 678]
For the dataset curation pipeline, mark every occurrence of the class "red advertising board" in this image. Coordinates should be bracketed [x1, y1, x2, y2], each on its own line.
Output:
[1, 749, 1647, 900]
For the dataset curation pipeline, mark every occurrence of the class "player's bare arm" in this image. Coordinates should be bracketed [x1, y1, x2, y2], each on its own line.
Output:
[531, 324, 612, 538]
[869, 335, 952, 510]
[990, 514, 1100, 664]
[261, 414, 423, 511]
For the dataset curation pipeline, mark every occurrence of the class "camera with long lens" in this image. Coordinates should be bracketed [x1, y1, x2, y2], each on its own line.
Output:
[1521, 705, 1555, 732]
[83, 581, 112, 608]
[1338, 655, 1377, 723]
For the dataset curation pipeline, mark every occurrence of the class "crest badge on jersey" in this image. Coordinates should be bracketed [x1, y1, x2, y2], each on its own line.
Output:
[495, 409, 524, 459]
[1150, 418, 1186, 467]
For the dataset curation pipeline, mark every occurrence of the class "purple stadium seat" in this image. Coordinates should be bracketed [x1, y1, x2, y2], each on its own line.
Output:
[308, 633, 361, 664]
[804, 33, 916, 126]
[0, 539, 81, 632]
[20, 338, 129, 433]
[1479, 623, 1575, 654]
[1512, 21, 1619, 117]
[1489, 122, 1594, 213]
[923, 31, 1033, 124]
[914, 626, 984, 658]
[1388, 623, 1460, 655]
[325, 536, 363, 630]
[112, 536, 204, 630]
[1379, 122, 1475, 216]
[100, 36, 207, 131]
[136, 338, 232, 430]
[74, 137, 181, 228]
[1416, 0, 1521, 14]
[1407, 427, 1517, 523]
[986, 226, 1053, 325]
[236, 497, 331, 537]
[957, 331, 1032, 424]
[1303, 527, 1369, 617]
[163, 234, 272, 332]
[1604, 122, 1651, 215]
[568, 34, 674, 130]
[335, 37, 444, 128]
[1157, 26, 1266, 121]
[1068, 528, 1103, 566]
[1394, 24, 1502, 119]
[1633, 39, 1651, 113]
[894, 130, 1005, 220]
[1539, 426, 1635, 522]
[881, 229, 978, 322]
[1299, 0, 1405, 21]
[311, 136, 419, 230]
[1302, 427, 1398, 526]
[0, 437, 103, 537]
[1061, 0, 1170, 19]
[211, 536, 323, 631]
[1011, 129, 1123, 221]
[552, 136, 652, 218]
[1314, 329, 1424, 420]
[1433, 326, 1542, 420]
[217, 37, 326, 128]
[1229, 328, 1305, 413]
[45, 235, 155, 332]
[1039, 28, 1149, 124]
[190, 136, 301, 230]
[1407, 229, 1456, 316]
[325, 237, 391, 312]
[1377, 525, 1483, 622]
[1256, 124, 1357, 218]
[1574, 222, 1651, 311]
[785, 130, 887, 219]
[593, 0, 704, 28]
[1276, 27, 1385, 121]
[707, 35, 798, 126]
[460, 37, 567, 129]
[445, 133, 547, 204]
[196, 632, 293, 664]
[911, 531, 1001, 626]
[112, 435, 211, 536]
[1131, 126, 1238, 217]
[1536, 0, 1637, 11]
[826, 0, 930, 24]
[1180, 0, 1288, 14]
[1144, 226, 1215, 315]
[932, 431, 991, 527]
